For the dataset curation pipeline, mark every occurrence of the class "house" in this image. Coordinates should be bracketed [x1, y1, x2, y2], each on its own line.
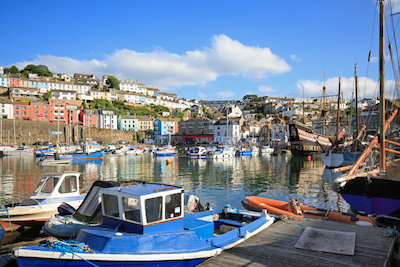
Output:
[51, 90, 77, 100]
[0, 97, 13, 119]
[270, 117, 288, 144]
[81, 109, 100, 128]
[99, 109, 117, 129]
[171, 118, 213, 144]
[118, 115, 138, 131]
[11, 87, 39, 99]
[213, 118, 240, 143]
[153, 117, 172, 144]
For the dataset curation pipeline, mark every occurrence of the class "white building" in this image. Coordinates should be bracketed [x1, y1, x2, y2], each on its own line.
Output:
[99, 110, 117, 129]
[51, 90, 77, 100]
[0, 98, 13, 119]
[213, 118, 240, 143]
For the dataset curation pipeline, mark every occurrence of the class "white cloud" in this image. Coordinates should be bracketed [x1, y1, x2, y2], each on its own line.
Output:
[258, 85, 276, 94]
[290, 55, 302, 62]
[295, 76, 392, 99]
[14, 34, 290, 90]
[216, 91, 235, 98]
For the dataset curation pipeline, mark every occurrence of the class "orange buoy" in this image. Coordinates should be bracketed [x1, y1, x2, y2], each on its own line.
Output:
[166, 159, 171, 164]
[307, 156, 311, 161]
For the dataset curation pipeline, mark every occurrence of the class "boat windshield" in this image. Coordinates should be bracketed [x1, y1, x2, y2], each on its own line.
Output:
[123, 196, 141, 223]
[164, 193, 182, 219]
[145, 197, 162, 223]
[58, 175, 77, 194]
[103, 194, 119, 218]
[33, 177, 47, 194]
[41, 177, 60, 193]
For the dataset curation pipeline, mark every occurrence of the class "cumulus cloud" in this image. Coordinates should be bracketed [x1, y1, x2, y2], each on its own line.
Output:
[295, 76, 397, 99]
[258, 85, 276, 94]
[290, 55, 302, 62]
[13, 34, 290, 90]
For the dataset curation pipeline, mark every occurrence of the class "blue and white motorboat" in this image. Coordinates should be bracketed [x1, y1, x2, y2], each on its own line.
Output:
[155, 146, 178, 156]
[187, 146, 207, 159]
[11, 182, 274, 266]
[236, 147, 253, 156]
[72, 149, 105, 160]
[0, 172, 85, 231]
[207, 146, 235, 159]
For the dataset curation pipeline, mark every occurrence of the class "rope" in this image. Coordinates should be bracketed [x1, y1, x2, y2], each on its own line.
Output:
[48, 239, 98, 267]
[224, 204, 240, 214]
[383, 226, 399, 238]
[6, 207, 13, 234]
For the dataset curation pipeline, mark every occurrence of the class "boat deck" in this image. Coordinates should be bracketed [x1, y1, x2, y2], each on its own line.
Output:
[199, 218, 393, 267]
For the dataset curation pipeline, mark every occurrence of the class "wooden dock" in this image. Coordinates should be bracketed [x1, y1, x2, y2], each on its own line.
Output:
[199, 219, 394, 267]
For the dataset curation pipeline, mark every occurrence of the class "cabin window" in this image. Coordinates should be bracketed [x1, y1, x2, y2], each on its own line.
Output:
[33, 177, 47, 194]
[41, 177, 60, 193]
[58, 175, 77, 194]
[76, 186, 101, 217]
[165, 193, 182, 219]
[123, 197, 141, 223]
[103, 194, 120, 218]
[145, 197, 162, 223]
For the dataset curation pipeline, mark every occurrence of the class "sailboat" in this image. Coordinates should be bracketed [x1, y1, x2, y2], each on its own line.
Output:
[338, 0, 400, 217]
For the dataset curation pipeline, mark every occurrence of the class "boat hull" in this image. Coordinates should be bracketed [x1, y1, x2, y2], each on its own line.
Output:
[339, 176, 400, 216]
[72, 150, 104, 160]
[289, 123, 332, 156]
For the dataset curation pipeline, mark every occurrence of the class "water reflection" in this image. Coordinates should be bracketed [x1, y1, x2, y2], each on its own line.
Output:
[0, 153, 342, 212]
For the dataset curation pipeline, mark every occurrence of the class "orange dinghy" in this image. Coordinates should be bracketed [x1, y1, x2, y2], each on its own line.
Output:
[242, 196, 378, 226]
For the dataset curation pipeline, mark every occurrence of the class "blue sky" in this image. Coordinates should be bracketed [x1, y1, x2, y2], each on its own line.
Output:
[2, 1, 400, 101]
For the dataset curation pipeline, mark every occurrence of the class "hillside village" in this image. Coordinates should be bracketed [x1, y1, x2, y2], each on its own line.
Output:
[0, 65, 398, 145]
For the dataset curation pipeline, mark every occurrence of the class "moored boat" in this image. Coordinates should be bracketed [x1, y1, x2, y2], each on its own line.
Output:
[206, 146, 235, 159]
[0, 172, 85, 231]
[187, 146, 207, 159]
[242, 196, 377, 226]
[72, 149, 104, 160]
[12, 183, 274, 266]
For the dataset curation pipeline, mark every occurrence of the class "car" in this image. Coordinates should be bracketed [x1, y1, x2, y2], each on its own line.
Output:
[33, 142, 44, 146]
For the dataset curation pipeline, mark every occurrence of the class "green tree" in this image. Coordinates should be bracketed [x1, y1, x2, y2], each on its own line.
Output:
[106, 76, 120, 90]
[256, 113, 265, 120]
[207, 113, 213, 119]
[43, 91, 51, 101]
[7, 65, 19, 75]
[243, 94, 258, 101]
[22, 64, 52, 76]
[178, 112, 185, 119]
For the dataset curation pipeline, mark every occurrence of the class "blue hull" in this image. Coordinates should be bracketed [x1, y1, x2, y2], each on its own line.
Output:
[17, 258, 207, 267]
[340, 193, 400, 215]
[72, 150, 104, 160]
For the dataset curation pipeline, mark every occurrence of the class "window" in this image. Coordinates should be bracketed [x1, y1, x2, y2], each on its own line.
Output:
[44, 110, 48, 113]
[23, 107, 27, 110]
[103, 194, 119, 218]
[41, 177, 59, 193]
[23, 112, 26, 116]
[145, 197, 162, 223]
[165, 193, 181, 219]
[34, 110, 38, 113]
[34, 105, 38, 108]
[15, 111, 19, 115]
[44, 105, 48, 109]
[123, 197, 141, 223]
[58, 176, 77, 193]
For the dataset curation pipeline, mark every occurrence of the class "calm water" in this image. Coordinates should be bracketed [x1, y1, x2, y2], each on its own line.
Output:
[0, 152, 348, 256]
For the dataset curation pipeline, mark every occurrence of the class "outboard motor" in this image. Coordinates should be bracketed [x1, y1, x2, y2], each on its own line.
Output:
[57, 202, 76, 215]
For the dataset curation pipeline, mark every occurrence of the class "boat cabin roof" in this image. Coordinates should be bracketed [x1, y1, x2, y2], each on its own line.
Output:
[99, 182, 184, 234]
[30, 171, 81, 199]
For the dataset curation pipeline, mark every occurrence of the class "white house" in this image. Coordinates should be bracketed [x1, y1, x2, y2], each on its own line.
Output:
[213, 118, 240, 143]
[0, 98, 13, 119]
[99, 110, 117, 129]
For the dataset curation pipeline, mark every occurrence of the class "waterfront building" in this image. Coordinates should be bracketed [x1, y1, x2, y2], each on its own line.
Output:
[117, 115, 138, 131]
[153, 117, 172, 144]
[14, 101, 32, 120]
[81, 109, 100, 128]
[49, 100, 67, 124]
[137, 115, 154, 132]
[213, 118, 240, 143]
[0, 97, 13, 119]
[171, 118, 213, 144]
[99, 109, 117, 130]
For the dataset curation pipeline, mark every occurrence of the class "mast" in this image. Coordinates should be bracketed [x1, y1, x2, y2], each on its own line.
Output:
[337, 77, 341, 142]
[355, 64, 359, 133]
[379, 0, 386, 176]
[323, 85, 326, 135]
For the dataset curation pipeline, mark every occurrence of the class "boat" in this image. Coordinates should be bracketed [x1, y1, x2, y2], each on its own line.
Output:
[113, 145, 129, 155]
[125, 147, 143, 155]
[0, 172, 85, 231]
[260, 145, 274, 155]
[236, 146, 253, 156]
[187, 146, 207, 159]
[206, 146, 235, 159]
[337, 1, 400, 217]
[43, 180, 209, 239]
[11, 182, 274, 266]
[105, 143, 116, 153]
[155, 146, 178, 156]
[288, 121, 332, 156]
[37, 153, 73, 166]
[1, 146, 34, 157]
[72, 149, 104, 160]
[242, 196, 377, 226]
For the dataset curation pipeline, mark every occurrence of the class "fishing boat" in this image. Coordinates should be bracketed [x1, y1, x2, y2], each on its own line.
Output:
[187, 146, 207, 159]
[37, 153, 73, 166]
[0, 172, 85, 231]
[236, 146, 253, 156]
[242, 196, 377, 226]
[260, 145, 274, 155]
[11, 182, 274, 266]
[155, 146, 178, 156]
[1, 146, 34, 157]
[337, 1, 400, 217]
[206, 146, 235, 159]
[72, 148, 104, 160]
[44, 180, 209, 239]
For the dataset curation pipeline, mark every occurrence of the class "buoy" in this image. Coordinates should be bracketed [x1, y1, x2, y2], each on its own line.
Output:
[307, 156, 311, 161]
[166, 159, 171, 164]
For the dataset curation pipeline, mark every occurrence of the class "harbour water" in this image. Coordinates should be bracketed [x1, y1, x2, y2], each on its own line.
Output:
[0, 152, 348, 256]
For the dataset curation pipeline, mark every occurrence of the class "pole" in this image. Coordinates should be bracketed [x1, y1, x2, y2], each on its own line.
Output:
[13, 116, 16, 145]
[57, 106, 60, 144]
[355, 64, 359, 133]
[337, 77, 341, 141]
[8, 131, 10, 145]
[379, 0, 386, 176]
[0, 117, 2, 144]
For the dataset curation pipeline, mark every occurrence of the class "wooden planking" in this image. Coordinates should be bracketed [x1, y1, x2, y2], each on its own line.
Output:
[199, 219, 393, 267]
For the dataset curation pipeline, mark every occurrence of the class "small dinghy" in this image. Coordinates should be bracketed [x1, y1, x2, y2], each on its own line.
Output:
[12, 182, 274, 266]
[242, 196, 377, 226]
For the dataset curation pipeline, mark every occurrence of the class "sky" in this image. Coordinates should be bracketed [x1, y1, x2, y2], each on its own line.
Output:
[2, 0, 400, 102]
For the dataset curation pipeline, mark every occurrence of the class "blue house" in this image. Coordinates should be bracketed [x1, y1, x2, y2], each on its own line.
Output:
[153, 117, 171, 144]
[117, 115, 138, 131]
